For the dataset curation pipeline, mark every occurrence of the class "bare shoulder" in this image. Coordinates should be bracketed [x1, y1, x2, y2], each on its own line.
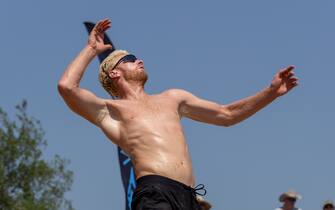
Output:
[162, 89, 194, 100]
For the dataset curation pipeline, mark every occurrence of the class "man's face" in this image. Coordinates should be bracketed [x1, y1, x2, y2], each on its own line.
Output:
[114, 54, 148, 85]
[283, 197, 296, 209]
[324, 205, 334, 210]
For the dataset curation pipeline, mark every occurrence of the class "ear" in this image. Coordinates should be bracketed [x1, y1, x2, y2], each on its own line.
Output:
[108, 69, 121, 80]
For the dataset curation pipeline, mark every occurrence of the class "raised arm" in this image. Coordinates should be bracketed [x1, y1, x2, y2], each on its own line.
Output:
[178, 66, 298, 126]
[57, 19, 113, 126]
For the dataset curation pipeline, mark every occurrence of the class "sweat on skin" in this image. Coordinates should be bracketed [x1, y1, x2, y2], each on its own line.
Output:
[58, 18, 299, 191]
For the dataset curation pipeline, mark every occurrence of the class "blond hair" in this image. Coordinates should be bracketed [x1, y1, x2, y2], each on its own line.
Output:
[99, 50, 129, 97]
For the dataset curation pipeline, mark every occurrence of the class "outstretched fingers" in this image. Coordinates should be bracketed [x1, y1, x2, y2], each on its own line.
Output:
[288, 81, 298, 90]
[100, 20, 111, 31]
[286, 72, 294, 78]
[94, 19, 111, 33]
[279, 65, 295, 77]
[289, 77, 298, 82]
[287, 76, 299, 89]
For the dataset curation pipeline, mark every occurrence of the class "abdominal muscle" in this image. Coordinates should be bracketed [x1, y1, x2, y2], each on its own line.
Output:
[103, 115, 195, 187]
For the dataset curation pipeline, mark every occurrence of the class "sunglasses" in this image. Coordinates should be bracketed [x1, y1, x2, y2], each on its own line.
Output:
[113, 54, 137, 70]
[286, 197, 297, 202]
[324, 205, 334, 209]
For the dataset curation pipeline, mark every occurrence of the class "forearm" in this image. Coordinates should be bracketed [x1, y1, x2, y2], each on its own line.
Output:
[225, 86, 278, 125]
[58, 45, 97, 89]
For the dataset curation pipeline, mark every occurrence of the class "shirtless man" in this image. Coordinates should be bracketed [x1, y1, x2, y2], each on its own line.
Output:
[58, 19, 299, 210]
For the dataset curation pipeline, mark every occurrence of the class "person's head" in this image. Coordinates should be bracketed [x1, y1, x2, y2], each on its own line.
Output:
[99, 50, 148, 97]
[279, 191, 301, 210]
[323, 200, 334, 210]
[196, 195, 212, 210]
[283, 197, 297, 209]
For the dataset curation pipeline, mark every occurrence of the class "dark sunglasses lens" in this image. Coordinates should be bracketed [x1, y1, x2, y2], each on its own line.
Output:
[113, 54, 137, 70]
[122, 54, 137, 63]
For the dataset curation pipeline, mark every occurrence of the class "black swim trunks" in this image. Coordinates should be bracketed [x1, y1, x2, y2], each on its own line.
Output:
[131, 174, 206, 210]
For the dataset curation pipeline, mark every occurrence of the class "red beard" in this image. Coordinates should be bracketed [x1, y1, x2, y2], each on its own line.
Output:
[124, 69, 148, 86]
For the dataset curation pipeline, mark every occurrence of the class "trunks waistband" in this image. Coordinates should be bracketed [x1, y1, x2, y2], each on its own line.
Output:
[136, 174, 206, 196]
[137, 174, 193, 190]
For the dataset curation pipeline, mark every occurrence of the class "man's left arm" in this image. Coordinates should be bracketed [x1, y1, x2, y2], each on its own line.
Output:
[179, 66, 298, 126]
[225, 65, 298, 125]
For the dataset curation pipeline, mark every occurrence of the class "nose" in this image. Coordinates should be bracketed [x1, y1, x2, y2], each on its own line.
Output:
[137, 59, 144, 65]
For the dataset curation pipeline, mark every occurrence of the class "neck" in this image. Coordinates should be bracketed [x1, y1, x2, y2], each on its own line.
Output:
[116, 80, 147, 100]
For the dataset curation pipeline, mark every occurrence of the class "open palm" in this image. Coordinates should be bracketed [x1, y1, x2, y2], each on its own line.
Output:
[87, 18, 112, 55]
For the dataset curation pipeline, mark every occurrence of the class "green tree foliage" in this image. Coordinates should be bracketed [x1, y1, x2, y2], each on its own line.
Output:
[0, 101, 74, 210]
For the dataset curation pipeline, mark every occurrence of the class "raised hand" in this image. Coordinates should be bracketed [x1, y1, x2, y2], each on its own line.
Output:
[87, 18, 113, 55]
[270, 65, 299, 97]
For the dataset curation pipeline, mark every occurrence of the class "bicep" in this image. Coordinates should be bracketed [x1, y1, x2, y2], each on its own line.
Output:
[59, 87, 107, 125]
[179, 91, 232, 126]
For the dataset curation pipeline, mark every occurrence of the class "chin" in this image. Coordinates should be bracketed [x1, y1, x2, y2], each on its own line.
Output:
[125, 70, 148, 85]
[138, 67, 145, 71]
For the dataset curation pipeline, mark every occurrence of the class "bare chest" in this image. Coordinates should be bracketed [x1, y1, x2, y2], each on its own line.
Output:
[115, 99, 180, 123]
[100, 95, 183, 145]
[109, 97, 180, 123]
[99, 95, 188, 159]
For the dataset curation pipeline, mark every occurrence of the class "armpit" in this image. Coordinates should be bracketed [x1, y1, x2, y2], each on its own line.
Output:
[96, 108, 109, 125]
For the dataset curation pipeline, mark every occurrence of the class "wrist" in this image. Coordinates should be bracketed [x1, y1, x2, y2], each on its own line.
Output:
[266, 85, 280, 98]
[84, 45, 98, 58]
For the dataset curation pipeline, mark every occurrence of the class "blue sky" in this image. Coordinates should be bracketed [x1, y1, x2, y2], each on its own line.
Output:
[1, 0, 334, 209]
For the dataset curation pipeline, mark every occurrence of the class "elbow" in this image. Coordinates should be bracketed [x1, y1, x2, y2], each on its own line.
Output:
[217, 106, 235, 127]
[57, 80, 75, 96]
[214, 115, 236, 127]
[57, 80, 68, 95]
[223, 122, 234, 127]
[219, 116, 244, 127]
[218, 120, 235, 127]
